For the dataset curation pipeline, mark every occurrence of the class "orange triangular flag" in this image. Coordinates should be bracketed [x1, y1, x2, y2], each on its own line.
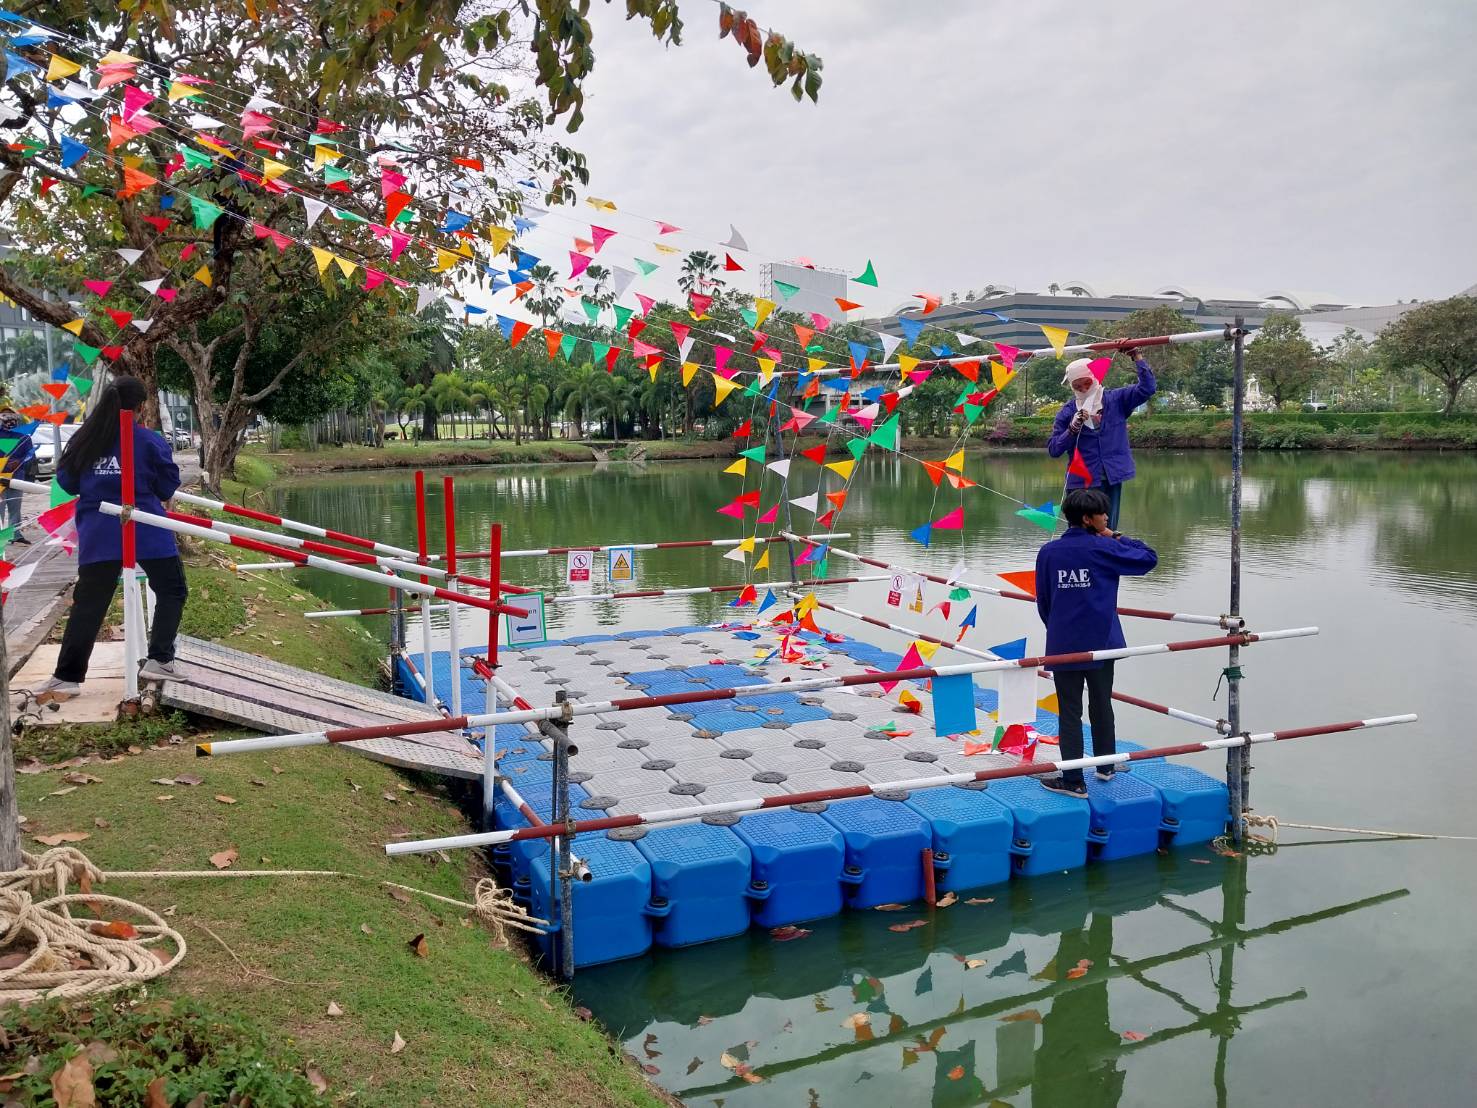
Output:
[543, 329, 563, 359]
[998, 570, 1036, 598]
[834, 297, 862, 313]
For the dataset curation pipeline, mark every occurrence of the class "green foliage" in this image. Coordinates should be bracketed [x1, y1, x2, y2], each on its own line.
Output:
[1244, 314, 1328, 408]
[1379, 296, 1477, 414]
[14, 711, 189, 765]
[0, 995, 324, 1106]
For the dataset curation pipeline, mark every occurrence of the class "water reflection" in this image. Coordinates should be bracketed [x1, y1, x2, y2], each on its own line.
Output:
[575, 851, 1405, 1107]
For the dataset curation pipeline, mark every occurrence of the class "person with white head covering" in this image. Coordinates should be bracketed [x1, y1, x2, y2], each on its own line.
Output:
[1046, 348, 1156, 529]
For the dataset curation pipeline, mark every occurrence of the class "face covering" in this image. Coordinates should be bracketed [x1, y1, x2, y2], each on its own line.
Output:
[1062, 358, 1103, 422]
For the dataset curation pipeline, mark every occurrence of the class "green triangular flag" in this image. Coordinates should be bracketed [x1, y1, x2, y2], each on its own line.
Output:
[190, 194, 224, 229]
[633, 259, 659, 276]
[740, 308, 758, 328]
[742, 379, 762, 398]
[307, 134, 337, 146]
[0, 526, 13, 548]
[74, 342, 101, 366]
[392, 207, 415, 224]
[581, 299, 601, 323]
[72, 376, 93, 396]
[1015, 507, 1058, 531]
[814, 558, 829, 578]
[817, 406, 839, 425]
[0, 436, 18, 452]
[179, 146, 214, 171]
[963, 404, 983, 425]
[81, 184, 104, 198]
[332, 208, 367, 223]
[866, 414, 900, 450]
[845, 437, 868, 461]
[948, 586, 971, 601]
[50, 476, 77, 507]
[611, 305, 634, 332]
[591, 341, 611, 365]
[559, 333, 578, 359]
[853, 259, 878, 286]
[324, 164, 353, 185]
[738, 446, 767, 463]
[774, 280, 799, 301]
[990, 724, 1006, 751]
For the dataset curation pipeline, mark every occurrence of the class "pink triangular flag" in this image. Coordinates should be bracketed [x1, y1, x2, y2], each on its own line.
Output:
[380, 167, 406, 198]
[590, 225, 616, 252]
[631, 339, 660, 358]
[390, 231, 412, 262]
[809, 312, 831, 331]
[1088, 356, 1112, 383]
[122, 84, 154, 121]
[82, 279, 113, 297]
[994, 343, 1020, 370]
[157, 288, 178, 302]
[669, 322, 690, 345]
[656, 221, 681, 234]
[635, 293, 655, 316]
[714, 346, 733, 374]
[363, 268, 387, 291]
[934, 506, 965, 530]
[569, 251, 592, 279]
[757, 504, 779, 524]
[716, 499, 746, 519]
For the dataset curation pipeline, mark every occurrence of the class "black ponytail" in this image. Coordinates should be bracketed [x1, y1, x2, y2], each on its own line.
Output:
[58, 375, 149, 478]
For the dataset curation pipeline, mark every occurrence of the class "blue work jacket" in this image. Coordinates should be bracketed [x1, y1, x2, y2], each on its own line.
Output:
[0, 428, 36, 481]
[1035, 526, 1158, 670]
[1047, 359, 1156, 487]
[57, 426, 181, 564]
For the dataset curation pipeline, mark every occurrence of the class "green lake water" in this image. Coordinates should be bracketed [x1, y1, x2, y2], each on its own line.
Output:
[274, 450, 1477, 1107]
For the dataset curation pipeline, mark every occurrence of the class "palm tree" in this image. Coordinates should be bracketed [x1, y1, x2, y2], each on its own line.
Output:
[678, 250, 724, 295]
[428, 371, 471, 441]
[599, 373, 634, 442]
[582, 263, 615, 309]
[526, 263, 563, 324]
[556, 363, 604, 439]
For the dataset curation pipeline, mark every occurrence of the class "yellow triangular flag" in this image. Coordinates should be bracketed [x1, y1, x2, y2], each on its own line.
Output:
[797, 592, 818, 616]
[61, 318, 85, 336]
[333, 255, 356, 279]
[99, 50, 139, 66]
[310, 246, 333, 274]
[488, 226, 515, 255]
[914, 640, 941, 661]
[754, 298, 776, 328]
[991, 361, 1015, 391]
[1040, 324, 1069, 356]
[433, 248, 460, 273]
[824, 458, 856, 480]
[944, 450, 965, 473]
[196, 135, 230, 156]
[455, 238, 474, 259]
[807, 357, 827, 374]
[312, 144, 342, 168]
[711, 373, 740, 407]
[168, 79, 201, 102]
[192, 264, 213, 287]
[45, 54, 82, 82]
[261, 158, 289, 181]
[898, 354, 920, 378]
[754, 548, 771, 572]
[738, 537, 756, 554]
[723, 458, 746, 476]
[681, 361, 700, 387]
[653, 243, 681, 255]
[757, 357, 775, 384]
[647, 362, 659, 382]
[586, 196, 616, 211]
[1037, 693, 1060, 714]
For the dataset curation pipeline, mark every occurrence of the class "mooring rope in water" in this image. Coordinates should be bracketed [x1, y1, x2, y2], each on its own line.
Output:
[1246, 814, 1477, 843]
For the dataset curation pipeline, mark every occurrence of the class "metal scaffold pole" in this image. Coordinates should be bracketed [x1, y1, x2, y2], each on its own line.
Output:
[1227, 316, 1248, 844]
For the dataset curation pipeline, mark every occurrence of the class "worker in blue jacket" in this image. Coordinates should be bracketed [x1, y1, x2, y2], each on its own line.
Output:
[33, 376, 188, 703]
[1047, 350, 1156, 530]
[1034, 487, 1158, 797]
[0, 406, 36, 546]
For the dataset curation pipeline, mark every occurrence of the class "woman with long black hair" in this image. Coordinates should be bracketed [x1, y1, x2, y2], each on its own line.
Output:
[33, 376, 187, 703]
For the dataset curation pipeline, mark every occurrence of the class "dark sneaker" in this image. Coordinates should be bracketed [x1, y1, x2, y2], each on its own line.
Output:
[1040, 775, 1088, 798]
[1095, 768, 1117, 782]
[10, 533, 31, 546]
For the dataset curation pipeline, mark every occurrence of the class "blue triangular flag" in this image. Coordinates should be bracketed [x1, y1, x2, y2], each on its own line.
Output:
[910, 522, 933, 548]
[847, 339, 871, 367]
[59, 135, 88, 169]
[9, 30, 50, 47]
[515, 251, 539, 271]
[14, 422, 38, 435]
[989, 312, 1011, 323]
[495, 314, 517, 340]
[508, 269, 531, 285]
[989, 637, 1027, 660]
[930, 345, 953, 358]
[757, 589, 778, 615]
[5, 52, 38, 77]
[860, 387, 882, 402]
[159, 194, 174, 209]
[822, 378, 850, 392]
[464, 304, 487, 316]
[47, 89, 76, 108]
[958, 605, 978, 630]
[513, 215, 536, 233]
[50, 364, 69, 382]
[898, 317, 924, 346]
[517, 178, 538, 188]
[489, 275, 509, 292]
[440, 209, 471, 233]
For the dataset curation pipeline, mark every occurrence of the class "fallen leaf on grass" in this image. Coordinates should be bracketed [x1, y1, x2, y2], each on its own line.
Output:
[174, 774, 204, 786]
[250, 778, 267, 788]
[390, 1031, 406, 1054]
[936, 891, 958, 908]
[382, 792, 399, 803]
[16, 761, 46, 775]
[34, 831, 89, 846]
[48, 786, 78, 797]
[62, 773, 101, 785]
[93, 818, 110, 829]
[271, 765, 283, 775]
[214, 795, 237, 805]
[155, 795, 174, 802]
[144, 1075, 167, 1108]
[149, 778, 176, 786]
[359, 923, 373, 935]
[209, 847, 238, 870]
[770, 925, 811, 942]
[347, 780, 363, 792]
[326, 1001, 343, 1017]
[947, 1065, 965, 1080]
[386, 887, 411, 904]
[1000, 1009, 1043, 1024]
[50, 1054, 94, 1107]
[888, 920, 927, 933]
[573, 1006, 592, 1021]
[305, 1065, 328, 1094]
[965, 897, 995, 905]
[91, 920, 139, 940]
[407, 933, 428, 958]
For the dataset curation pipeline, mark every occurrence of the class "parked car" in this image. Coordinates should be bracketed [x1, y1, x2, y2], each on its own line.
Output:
[32, 424, 79, 476]
[1303, 401, 1329, 412]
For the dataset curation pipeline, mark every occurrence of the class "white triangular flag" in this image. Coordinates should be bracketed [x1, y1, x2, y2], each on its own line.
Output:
[244, 93, 282, 113]
[187, 114, 225, 129]
[876, 332, 902, 362]
[722, 545, 748, 563]
[789, 492, 819, 514]
[765, 459, 792, 479]
[955, 332, 980, 347]
[301, 197, 327, 229]
[129, 318, 153, 332]
[721, 224, 748, 251]
[677, 336, 695, 362]
[897, 385, 916, 399]
[443, 297, 465, 316]
[116, 248, 143, 265]
[0, 562, 36, 593]
[138, 278, 163, 295]
[944, 559, 969, 586]
[415, 285, 439, 313]
[61, 81, 95, 101]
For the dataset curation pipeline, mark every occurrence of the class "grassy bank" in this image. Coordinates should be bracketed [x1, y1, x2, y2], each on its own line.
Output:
[243, 439, 599, 482]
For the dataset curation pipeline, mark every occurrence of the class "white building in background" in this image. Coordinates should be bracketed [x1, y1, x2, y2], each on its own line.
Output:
[759, 262, 848, 321]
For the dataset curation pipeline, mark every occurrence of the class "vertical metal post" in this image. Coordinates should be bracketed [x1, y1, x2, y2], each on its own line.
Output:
[1226, 317, 1247, 844]
[549, 690, 576, 979]
[443, 476, 461, 718]
[487, 523, 501, 669]
[119, 409, 140, 701]
[413, 471, 434, 706]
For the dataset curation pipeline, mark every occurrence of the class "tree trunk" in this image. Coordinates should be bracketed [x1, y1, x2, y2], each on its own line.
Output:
[0, 623, 18, 871]
[1444, 377, 1461, 415]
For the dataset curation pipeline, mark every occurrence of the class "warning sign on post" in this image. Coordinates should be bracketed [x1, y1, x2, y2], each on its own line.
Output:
[608, 546, 636, 585]
[907, 574, 926, 614]
[886, 572, 906, 608]
[505, 591, 547, 647]
[566, 550, 593, 591]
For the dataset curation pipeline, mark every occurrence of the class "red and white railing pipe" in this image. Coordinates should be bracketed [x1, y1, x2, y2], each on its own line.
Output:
[171, 489, 423, 561]
[385, 713, 1417, 855]
[196, 626, 1317, 760]
[452, 532, 852, 561]
[798, 536, 1240, 630]
[794, 593, 1226, 732]
[164, 510, 446, 580]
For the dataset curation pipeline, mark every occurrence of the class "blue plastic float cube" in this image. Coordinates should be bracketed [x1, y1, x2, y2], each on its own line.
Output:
[1085, 772, 1165, 861]
[987, 777, 1091, 876]
[530, 833, 653, 968]
[821, 795, 931, 908]
[903, 785, 1013, 892]
[635, 823, 753, 947]
[731, 809, 844, 927]
[1129, 761, 1229, 847]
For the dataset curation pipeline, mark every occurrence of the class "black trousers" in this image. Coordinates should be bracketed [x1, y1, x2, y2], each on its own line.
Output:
[1052, 661, 1116, 786]
[54, 557, 188, 682]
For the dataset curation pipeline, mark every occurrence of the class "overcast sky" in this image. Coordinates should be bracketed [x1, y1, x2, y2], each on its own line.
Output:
[539, 0, 1476, 311]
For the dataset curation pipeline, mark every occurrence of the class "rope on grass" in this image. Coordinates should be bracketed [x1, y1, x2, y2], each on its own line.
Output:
[0, 847, 186, 1004]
